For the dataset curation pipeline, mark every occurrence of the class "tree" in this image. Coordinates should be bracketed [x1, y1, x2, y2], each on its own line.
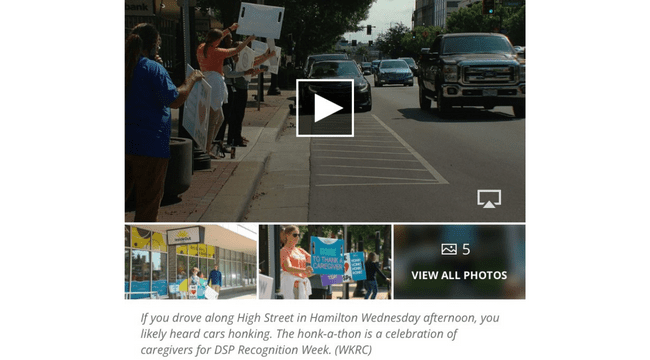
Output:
[197, 0, 377, 66]
[399, 25, 444, 58]
[376, 22, 409, 58]
[445, 2, 525, 46]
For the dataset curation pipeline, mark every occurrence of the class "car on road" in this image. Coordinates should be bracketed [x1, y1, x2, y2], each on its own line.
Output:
[398, 57, 418, 74]
[417, 33, 525, 117]
[303, 59, 372, 112]
[303, 53, 348, 78]
[361, 62, 372, 75]
[374, 59, 414, 87]
[371, 59, 380, 74]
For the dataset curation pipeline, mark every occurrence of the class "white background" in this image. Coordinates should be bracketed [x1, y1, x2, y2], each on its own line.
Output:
[2, 1, 648, 359]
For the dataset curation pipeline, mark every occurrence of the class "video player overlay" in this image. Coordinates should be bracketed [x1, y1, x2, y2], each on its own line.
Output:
[297, 80, 353, 137]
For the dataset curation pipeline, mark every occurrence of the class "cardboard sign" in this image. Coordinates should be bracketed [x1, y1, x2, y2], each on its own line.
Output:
[343, 252, 367, 283]
[204, 286, 219, 300]
[235, 46, 256, 82]
[268, 46, 281, 74]
[188, 284, 198, 299]
[320, 274, 343, 286]
[258, 274, 274, 299]
[310, 236, 345, 275]
[237, 2, 285, 39]
[182, 65, 211, 151]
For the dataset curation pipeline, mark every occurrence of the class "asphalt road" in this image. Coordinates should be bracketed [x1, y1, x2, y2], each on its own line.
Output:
[307, 76, 525, 222]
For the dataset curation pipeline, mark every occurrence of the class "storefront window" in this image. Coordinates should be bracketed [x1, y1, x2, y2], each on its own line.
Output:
[152, 252, 168, 296]
[130, 249, 150, 299]
[125, 249, 130, 292]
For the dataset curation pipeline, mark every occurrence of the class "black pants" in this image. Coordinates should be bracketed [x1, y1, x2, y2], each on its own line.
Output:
[230, 86, 248, 144]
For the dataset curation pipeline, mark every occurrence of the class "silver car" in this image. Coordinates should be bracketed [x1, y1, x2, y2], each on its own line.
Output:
[374, 59, 414, 87]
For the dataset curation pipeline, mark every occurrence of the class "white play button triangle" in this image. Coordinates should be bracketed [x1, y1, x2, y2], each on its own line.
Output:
[314, 94, 343, 123]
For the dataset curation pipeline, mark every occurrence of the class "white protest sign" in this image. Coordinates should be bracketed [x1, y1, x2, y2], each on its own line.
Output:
[269, 47, 281, 74]
[258, 274, 274, 299]
[182, 64, 211, 152]
[237, 2, 285, 39]
[188, 284, 198, 299]
[235, 46, 256, 82]
[204, 286, 219, 300]
[251, 40, 268, 56]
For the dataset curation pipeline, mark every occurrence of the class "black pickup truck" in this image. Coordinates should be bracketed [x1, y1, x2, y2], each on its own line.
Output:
[418, 33, 525, 117]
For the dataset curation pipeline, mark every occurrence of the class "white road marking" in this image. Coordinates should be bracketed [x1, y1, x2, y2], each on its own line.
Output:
[315, 149, 412, 155]
[372, 114, 449, 185]
[313, 156, 420, 162]
[316, 174, 436, 181]
[321, 165, 429, 171]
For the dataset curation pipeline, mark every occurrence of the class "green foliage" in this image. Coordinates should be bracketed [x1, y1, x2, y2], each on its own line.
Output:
[376, 23, 443, 58]
[299, 225, 390, 261]
[446, 2, 525, 46]
[375, 22, 409, 58]
[198, 0, 377, 66]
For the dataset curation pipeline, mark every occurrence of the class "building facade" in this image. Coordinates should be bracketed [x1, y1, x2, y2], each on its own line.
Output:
[413, 0, 480, 29]
[125, 225, 257, 299]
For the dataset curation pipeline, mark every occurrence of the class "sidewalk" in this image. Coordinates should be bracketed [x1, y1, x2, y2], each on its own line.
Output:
[125, 75, 296, 223]
[330, 282, 391, 300]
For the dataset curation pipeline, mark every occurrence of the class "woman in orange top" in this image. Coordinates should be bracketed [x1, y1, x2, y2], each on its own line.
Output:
[279, 225, 314, 299]
[196, 24, 255, 158]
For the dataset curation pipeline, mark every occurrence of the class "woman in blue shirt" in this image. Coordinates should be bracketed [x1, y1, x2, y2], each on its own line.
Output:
[125, 23, 204, 222]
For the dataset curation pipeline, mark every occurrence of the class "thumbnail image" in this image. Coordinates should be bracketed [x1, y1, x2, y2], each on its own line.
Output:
[394, 225, 525, 299]
[258, 225, 391, 300]
[125, 224, 258, 300]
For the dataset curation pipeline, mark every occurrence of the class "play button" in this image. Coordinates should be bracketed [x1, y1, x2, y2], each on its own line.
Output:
[314, 94, 343, 122]
[296, 79, 354, 137]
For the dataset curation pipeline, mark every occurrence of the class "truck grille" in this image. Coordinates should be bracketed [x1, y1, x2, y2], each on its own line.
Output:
[462, 65, 517, 85]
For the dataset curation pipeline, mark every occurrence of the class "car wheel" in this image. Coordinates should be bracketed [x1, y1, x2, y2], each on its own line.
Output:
[513, 105, 525, 118]
[419, 84, 431, 110]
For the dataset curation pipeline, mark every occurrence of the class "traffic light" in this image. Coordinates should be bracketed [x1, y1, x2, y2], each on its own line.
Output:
[351, 40, 357, 46]
[482, 0, 495, 15]
[367, 25, 372, 35]
[368, 40, 373, 46]
[411, 31, 416, 39]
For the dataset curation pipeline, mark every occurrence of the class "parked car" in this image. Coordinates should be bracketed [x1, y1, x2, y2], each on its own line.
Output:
[303, 53, 348, 78]
[304, 59, 372, 112]
[361, 62, 372, 75]
[398, 57, 418, 74]
[374, 59, 414, 87]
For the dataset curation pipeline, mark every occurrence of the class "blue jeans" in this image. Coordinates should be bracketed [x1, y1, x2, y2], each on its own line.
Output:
[364, 280, 378, 299]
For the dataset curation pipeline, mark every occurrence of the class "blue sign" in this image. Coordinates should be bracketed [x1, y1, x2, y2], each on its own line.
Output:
[310, 236, 345, 275]
[343, 252, 367, 282]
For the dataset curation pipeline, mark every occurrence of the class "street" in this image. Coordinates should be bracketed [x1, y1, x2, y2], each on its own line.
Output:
[246, 75, 525, 222]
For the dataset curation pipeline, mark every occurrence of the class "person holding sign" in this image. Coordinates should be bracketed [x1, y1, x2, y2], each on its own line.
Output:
[364, 252, 389, 299]
[125, 23, 204, 222]
[196, 24, 256, 158]
[227, 42, 275, 147]
[279, 225, 314, 299]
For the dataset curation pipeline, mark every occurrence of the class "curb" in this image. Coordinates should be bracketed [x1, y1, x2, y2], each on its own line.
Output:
[200, 98, 292, 222]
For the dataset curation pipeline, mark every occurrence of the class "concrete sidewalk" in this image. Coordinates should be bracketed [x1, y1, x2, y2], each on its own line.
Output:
[125, 77, 296, 223]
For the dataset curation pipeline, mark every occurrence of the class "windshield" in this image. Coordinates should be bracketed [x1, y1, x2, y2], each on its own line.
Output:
[380, 60, 409, 69]
[442, 36, 514, 55]
[400, 58, 415, 66]
[310, 62, 361, 78]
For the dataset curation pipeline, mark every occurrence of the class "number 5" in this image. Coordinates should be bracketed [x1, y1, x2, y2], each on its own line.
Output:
[463, 243, 470, 255]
